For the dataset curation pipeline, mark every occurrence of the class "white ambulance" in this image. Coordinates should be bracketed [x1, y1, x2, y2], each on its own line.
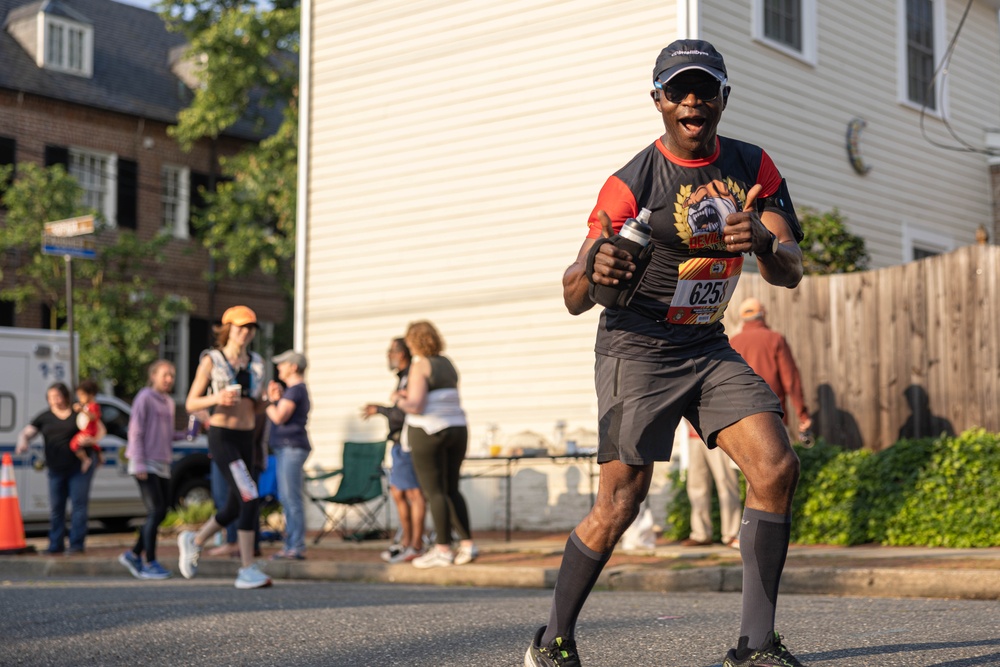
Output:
[0, 327, 212, 528]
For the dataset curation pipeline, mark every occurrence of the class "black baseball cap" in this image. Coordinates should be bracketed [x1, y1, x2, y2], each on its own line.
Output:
[653, 39, 727, 84]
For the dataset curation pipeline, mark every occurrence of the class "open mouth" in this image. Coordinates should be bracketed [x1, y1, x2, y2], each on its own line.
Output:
[679, 117, 706, 134]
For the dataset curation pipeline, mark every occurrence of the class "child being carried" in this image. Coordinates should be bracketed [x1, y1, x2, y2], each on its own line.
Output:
[71, 379, 105, 474]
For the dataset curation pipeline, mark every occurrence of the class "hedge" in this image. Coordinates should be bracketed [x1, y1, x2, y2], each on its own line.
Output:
[664, 428, 1000, 547]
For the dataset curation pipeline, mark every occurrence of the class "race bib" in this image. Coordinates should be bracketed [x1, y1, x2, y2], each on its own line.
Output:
[666, 257, 743, 324]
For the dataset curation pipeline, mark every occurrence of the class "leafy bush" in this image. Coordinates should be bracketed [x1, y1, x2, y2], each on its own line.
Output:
[664, 430, 1000, 547]
[162, 500, 215, 530]
[798, 207, 870, 275]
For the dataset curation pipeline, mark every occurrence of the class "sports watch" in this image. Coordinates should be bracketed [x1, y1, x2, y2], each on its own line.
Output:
[757, 230, 779, 256]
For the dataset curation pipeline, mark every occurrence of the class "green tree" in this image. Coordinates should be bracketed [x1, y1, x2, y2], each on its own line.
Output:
[0, 163, 192, 397]
[798, 207, 870, 275]
[161, 0, 299, 296]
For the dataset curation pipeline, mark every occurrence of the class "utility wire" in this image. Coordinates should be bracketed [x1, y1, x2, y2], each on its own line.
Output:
[918, 0, 1000, 156]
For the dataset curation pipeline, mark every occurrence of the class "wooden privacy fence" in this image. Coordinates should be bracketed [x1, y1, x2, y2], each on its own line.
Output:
[725, 244, 1000, 451]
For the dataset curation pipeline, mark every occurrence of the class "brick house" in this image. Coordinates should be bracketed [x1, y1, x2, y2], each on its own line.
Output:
[0, 0, 286, 402]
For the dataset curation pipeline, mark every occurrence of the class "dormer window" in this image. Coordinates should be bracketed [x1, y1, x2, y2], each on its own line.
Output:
[42, 15, 92, 76]
[5, 0, 94, 78]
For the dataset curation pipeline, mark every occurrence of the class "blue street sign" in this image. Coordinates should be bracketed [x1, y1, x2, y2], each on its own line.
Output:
[42, 238, 97, 260]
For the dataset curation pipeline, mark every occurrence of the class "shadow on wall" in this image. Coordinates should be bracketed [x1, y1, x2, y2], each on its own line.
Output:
[898, 384, 955, 441]
[811, 384, 863, 450]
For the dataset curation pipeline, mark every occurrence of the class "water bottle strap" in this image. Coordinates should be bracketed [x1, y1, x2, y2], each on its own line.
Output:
[584, 237, 614, 285]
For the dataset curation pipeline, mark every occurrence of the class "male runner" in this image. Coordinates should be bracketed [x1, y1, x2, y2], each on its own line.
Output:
[524, 39, 807, 667]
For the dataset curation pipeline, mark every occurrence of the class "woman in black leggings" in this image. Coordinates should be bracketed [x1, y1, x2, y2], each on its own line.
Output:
[178, 305, 272, 589]
[396, 320, 478, 568]
[119, 360, 178, 580]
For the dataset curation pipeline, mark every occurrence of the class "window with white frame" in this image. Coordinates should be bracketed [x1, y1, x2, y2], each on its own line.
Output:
[159, 315, 190, 402]
[900, 0, 945, 111]
[42, 16, 93, 77]
[69, 148, 116, 224]
[162, 165, 190, 239]
[902, 223, 953, 262]
[752, 0, 817, 65]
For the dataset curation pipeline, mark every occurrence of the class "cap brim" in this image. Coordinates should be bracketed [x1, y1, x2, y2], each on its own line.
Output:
[656, 64, 727, 85]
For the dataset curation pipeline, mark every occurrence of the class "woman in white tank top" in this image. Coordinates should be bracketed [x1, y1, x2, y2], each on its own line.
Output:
[177, 305, 272, 589]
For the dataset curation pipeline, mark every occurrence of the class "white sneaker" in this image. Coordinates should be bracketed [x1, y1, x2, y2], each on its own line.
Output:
[235, 563, 273, 589]
[177, 530, 201, 579]
[454, 544, 479, 565]
[411, 548, 454, 569]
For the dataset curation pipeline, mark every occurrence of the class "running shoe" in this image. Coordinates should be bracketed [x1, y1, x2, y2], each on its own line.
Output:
[118, 551, 143, 579]
[139, 560, 172, 580]
[454, 543, 480, 565]
[177, 530, 201, 579]
[524, 626, 581, 666]
[722, 632, 806, 666]
[235, 563, 273, 589]
[411, 548, 454, 569]
[380, 544, 403, 563]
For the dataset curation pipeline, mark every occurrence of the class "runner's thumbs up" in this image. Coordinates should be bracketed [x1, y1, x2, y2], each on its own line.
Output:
[597, 210, 613, 238]
[743, 184, 763, 212]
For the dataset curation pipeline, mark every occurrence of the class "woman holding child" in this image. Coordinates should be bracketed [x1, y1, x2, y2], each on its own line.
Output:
[16, 382, 105, 555]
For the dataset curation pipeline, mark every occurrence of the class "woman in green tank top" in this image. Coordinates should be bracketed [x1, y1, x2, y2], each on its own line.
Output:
[396, 320, 478, 568]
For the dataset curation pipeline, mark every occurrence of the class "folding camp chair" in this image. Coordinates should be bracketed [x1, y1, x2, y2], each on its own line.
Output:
[305, 440, 390, 544]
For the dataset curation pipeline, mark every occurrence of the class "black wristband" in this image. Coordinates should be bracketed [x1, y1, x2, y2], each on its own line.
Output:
[584, 237, 613, 285]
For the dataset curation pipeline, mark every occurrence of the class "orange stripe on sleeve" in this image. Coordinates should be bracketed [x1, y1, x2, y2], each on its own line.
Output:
[586, 176, 638, 239]
[757, 151, 783, 198]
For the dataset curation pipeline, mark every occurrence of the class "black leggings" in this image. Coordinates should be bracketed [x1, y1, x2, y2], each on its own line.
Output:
[133, 474, 170, 562]
[408, 425, 471, 545]
[208, 426, 260, 531]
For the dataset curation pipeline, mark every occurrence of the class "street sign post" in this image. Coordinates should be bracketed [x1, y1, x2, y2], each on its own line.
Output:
[40, 215, 97, 386]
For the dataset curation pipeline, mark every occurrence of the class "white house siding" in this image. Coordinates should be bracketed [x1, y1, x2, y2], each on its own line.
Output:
[702, 0, 1000, 268]
[303, 0, 1000, 531]
[305, 0, 685, 530]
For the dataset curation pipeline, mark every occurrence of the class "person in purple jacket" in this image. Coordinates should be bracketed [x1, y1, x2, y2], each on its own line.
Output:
[118, 360, 177, 580]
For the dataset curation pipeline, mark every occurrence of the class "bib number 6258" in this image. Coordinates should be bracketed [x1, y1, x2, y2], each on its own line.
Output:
[689, 280, 727, 306]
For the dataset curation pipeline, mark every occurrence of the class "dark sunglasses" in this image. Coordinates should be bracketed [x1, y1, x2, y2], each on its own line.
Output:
[654, 78, 726, 104]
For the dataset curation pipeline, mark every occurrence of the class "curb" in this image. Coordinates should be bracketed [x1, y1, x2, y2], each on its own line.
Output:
[2, 557, 998, 600]
[603, 565, 1000, 600]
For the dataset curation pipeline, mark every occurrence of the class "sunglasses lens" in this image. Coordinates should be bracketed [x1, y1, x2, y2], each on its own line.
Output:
[662, 81, 720, 103]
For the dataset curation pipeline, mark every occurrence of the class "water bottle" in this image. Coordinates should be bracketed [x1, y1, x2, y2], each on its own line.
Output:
[616, 208, 652, 257]
[590, 208, 653, 308]
[186, 414, 200, 441]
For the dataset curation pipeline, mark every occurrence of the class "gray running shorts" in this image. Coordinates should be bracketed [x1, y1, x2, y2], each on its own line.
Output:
[595, 347, 783, 465]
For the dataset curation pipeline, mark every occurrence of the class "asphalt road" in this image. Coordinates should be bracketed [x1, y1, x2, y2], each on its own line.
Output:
[1, 577, 997, 666]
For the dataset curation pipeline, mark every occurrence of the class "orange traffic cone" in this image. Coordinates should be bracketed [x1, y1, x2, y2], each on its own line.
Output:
[0, 452, 32, 554]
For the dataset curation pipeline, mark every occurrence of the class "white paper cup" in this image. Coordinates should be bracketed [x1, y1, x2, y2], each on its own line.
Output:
[226, 383, 242, 397]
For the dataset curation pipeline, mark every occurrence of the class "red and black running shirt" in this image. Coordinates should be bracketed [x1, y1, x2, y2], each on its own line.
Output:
[585, 136, 801, 360]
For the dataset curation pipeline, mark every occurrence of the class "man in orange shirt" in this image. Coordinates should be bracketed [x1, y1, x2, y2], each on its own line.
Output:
[730, 298, 812, 440]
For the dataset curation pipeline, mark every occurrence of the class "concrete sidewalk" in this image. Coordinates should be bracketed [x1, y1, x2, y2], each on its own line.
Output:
[2, 531, 999, 600]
